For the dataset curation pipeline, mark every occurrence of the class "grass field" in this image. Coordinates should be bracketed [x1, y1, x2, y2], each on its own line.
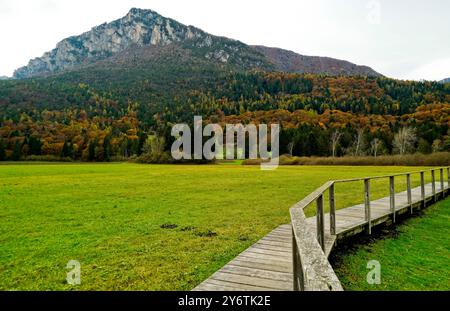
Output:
[331, 198, 450, 291]
[0, 163, 440, 290]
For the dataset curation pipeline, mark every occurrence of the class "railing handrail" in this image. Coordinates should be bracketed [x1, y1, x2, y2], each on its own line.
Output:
[334, 166, 450, 184]
[294, 167, 450, 210]
[290, 207, 343, 291]
[291, 181, 334, 210]
[290, 165, 450, 291]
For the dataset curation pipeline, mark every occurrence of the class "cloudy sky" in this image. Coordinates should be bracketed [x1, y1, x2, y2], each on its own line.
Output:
[0, 0, 449, 80]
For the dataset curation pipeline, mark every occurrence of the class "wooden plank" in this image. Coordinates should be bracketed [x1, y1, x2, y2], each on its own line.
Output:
[193, 282, 255, 291]
[221, 265, 292, 282]
[255, 239, 291, 248]
[210, 271, 292, 290]
[259, 236, 292, 243]
[253, 243, 292, 253]
[267, 230, 291, 236]
[244, 247, 292, 258]
[234, 253, 292, 268]
[337, 210, 365, 218]
[239, 252, 292, 263]
[229, 259, 291, 274]
[197, 278, 282, 291]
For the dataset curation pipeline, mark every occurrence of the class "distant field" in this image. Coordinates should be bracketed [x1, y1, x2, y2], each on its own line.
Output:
[332, 198, 450, 291]
[0, 163, 436, 290]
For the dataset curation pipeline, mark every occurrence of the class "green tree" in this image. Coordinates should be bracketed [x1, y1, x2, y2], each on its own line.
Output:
[103, 136, 112, 162]
[61, 141, 72, 158]
[12, 140, 22, 161]
[0, 139, 6, 161]
[28, 136, 42, 155]
[139, 135, 169, 163]
[417, 139, 432, 154]
[88, 139, 97, 161]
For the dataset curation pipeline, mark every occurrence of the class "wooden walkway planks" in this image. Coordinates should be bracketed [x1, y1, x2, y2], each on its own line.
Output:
[193, 224, 293, 291]
[194, 182, 448, 291]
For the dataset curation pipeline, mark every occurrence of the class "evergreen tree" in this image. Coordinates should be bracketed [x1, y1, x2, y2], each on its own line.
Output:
[28, 136, 42, 155]
[61, 141, 72, 158]
[12, 140, 22, 161]
[88, 140, 97, 161]
[103, 136, 111, 162]
[0, 139, 6, 161]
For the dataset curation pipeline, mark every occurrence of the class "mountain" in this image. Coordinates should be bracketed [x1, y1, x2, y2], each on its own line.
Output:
[440, 78, 450, 84]
[252, 45, 381, 77]
[0, 76, 10, 80]
[14, 8, 380, 79]
[13, 8, 270, 79]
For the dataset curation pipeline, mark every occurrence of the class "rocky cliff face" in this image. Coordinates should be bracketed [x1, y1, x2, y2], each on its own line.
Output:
[14, 8, 381, 79]
[14, 8, 266, 78]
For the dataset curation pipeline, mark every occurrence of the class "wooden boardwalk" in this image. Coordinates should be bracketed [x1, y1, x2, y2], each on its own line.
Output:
[194, 181, 448, 291]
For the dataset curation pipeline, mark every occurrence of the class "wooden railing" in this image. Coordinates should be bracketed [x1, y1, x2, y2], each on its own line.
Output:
[290, 166, 450, 291]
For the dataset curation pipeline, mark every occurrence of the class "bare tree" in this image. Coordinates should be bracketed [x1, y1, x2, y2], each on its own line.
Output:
[331, 130, 342, 157]
[287, 141, 294, 156]
[393, 127, 416, 155]
[370, 138, 382, 157]
[354, 128, 365, 156]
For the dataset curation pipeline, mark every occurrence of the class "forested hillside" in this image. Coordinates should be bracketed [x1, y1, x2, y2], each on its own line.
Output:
[1, 70, 449, 161]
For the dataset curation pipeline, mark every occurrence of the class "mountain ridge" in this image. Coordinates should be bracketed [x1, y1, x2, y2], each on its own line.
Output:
[14, 8, 381, 79]
[252, 45, 381, 77]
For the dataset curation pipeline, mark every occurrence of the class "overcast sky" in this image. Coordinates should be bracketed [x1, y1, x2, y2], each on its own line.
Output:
[0, 0, 449, 80]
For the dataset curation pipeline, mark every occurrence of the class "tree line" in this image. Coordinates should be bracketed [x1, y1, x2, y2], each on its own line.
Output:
[0, 72, 449, 161]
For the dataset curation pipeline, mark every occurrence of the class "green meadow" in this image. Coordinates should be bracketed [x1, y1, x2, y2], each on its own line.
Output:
[332, 198, 450, 291]
[0, 163, 442, 290]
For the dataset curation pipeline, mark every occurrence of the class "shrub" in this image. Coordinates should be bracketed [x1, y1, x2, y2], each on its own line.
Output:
[242, 153, 450, 167]
[24, 155, 73, 162]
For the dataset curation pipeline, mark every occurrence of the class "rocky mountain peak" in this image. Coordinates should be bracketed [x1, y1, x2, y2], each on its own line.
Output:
[13, 8, 209, 78]
[13, 8, 381, 79]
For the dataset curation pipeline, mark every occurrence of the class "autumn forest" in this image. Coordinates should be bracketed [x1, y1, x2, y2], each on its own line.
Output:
[0, 72, 449, 162]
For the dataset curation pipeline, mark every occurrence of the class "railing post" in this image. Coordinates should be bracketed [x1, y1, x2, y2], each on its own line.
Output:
[390, 176, 395, 223]
[420, 172, 425, 208]
[364, 179, 371, 234]
[292, 227, 301, 291]
[431, 170, 436, 201]
[406, 174, 412, 214]
[316, 195, 325, 252]
[440, 168, 444, 197]
[329, 184, 336, 236]
[447, 167, 450, 191]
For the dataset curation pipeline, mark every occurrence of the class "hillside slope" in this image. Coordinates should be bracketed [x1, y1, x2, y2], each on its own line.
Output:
[252, 45, 381, 76]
